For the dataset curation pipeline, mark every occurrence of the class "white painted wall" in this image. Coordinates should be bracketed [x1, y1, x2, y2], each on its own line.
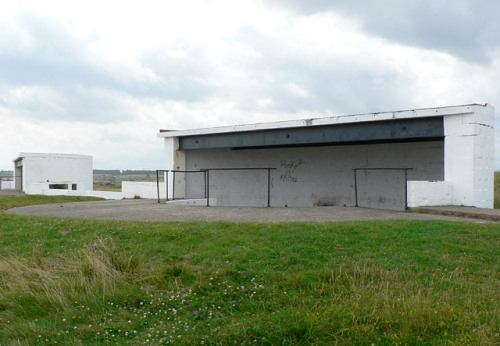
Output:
[38, 182, 164, 200]
[0, 180, 15, 190]
[443, 105, 494, 208]
[13, 153, 93, 195]
[407, 181, 453, 207]
[122, 181, 166, 199]
[164, 137, 186, 199]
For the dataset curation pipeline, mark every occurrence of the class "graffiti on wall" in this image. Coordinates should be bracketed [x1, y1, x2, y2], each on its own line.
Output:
[279, 159, 305, 183]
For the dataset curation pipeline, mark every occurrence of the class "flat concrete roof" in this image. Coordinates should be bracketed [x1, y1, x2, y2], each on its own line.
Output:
[13, 153, 92, 162]
[158, 103, 490, 139]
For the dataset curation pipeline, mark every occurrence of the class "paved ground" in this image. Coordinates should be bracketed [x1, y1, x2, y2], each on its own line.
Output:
[7, 199, 493, 223]
[0, 190, 24, 195]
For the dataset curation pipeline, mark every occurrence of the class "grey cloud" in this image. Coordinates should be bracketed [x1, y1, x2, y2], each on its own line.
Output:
[0, 12, 211, 123]
[265, 63, 413, 115]
[228, 27, 413, 116]
[269, 0, 500, 64]
[140, 44, 211, 101]
[0, 54, 113, 90]
[0, 84, 132, 123]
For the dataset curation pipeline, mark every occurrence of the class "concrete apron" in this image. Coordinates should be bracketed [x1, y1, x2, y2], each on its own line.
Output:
[7, 199, 495, 223]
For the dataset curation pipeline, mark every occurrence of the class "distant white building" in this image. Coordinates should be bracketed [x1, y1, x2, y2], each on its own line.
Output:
[13, 153, 93, 195]
[11, 152, 162, 200]
[158, 104, 495, 210]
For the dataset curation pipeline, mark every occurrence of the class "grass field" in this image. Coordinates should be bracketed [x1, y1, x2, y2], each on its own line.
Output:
[93, 172, 158, 192]
[0, 195, 499, 345]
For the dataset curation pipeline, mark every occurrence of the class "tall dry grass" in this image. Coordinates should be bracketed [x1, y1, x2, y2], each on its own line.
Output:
[0, 238, 141, 312]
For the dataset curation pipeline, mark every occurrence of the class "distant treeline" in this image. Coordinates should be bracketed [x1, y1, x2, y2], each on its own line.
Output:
[94, 170, 155, 175]
[0, 170, 14, 177]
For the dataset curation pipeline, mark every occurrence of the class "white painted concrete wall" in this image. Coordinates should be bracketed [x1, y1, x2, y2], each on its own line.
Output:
[0, 180, 15, 190]
[407, 181, 453, 207]
[443, 105, 494, 208]
[164, 137, 186, 199]
[122, 181, 166, 199]
[182, 141, 444, 209]
[14, 153, 93, 195]
[39, 182, 167, 200]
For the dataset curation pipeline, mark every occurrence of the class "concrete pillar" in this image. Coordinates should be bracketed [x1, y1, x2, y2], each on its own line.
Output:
[14, 160, 23, 191]
[164, 137, 186, 199]
[444, 104, 494, 208]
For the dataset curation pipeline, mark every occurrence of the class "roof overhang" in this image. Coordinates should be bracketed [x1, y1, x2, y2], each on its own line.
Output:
[157, 103, 490, 150]
[181, 117, 444, 150]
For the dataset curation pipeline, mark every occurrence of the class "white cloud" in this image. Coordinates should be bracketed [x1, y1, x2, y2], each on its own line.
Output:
[286, 82, 310, 98]
[2, 85, 64, 113]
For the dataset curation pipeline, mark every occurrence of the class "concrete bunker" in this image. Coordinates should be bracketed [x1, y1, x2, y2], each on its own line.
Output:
[158, 104, 494, 210]
[13, 153, 93, 195]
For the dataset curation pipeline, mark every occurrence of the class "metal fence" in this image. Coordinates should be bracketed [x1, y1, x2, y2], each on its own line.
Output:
[156, 170, 205, 204]
[156, 168, 276, 207]
[202, 168, 276, 207]
[353, 168, 413, 210]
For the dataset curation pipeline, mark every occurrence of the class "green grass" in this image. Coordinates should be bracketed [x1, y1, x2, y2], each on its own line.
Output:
[93, 172, 159, 192]
[0, 196, 499, 345]
[93, 181, 122, 192]
[0, 194, 103, 211]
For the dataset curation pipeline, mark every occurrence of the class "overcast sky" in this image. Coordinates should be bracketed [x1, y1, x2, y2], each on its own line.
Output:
[1, 0, 499, 170]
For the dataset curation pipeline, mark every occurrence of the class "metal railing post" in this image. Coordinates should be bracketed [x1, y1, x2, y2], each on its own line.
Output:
[165, 171, 169, 202]
[203, 170, 207, 198]
[404, 169, 409, 210]
[267, 168, 271, 207]
[206, 170, 210, 207]
[353, 169, 358, 207]
[172, 171, 176, 200]
[156, 170, 160, 203]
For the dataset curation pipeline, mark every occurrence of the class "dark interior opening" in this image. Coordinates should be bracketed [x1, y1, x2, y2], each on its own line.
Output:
[49, 184, 68, 190]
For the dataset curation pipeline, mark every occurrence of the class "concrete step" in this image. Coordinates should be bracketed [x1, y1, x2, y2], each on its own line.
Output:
[166, 198, 217, 206]
[408, 206, 500, 222]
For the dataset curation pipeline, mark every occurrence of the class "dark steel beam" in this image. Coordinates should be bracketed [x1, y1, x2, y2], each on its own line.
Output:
[179, 117, 444, 150]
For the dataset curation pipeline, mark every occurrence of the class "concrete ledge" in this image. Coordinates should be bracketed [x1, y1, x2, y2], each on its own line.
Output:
[166, 198, 217, 206]
[40, 189, 123, 200]
[408, 206, 500, 222]
[407, 181, 453, 207]
[122, 181, 165, 199]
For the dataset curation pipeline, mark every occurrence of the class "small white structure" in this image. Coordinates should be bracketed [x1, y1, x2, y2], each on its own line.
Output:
[0, 180, 15, 190]
[158, 104, 495, 210]
[13, 153, 93, 195]
[122, 181, 166, 199]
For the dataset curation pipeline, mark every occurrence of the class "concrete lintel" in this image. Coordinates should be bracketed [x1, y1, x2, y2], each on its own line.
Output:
[179, 117, 444, 150]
